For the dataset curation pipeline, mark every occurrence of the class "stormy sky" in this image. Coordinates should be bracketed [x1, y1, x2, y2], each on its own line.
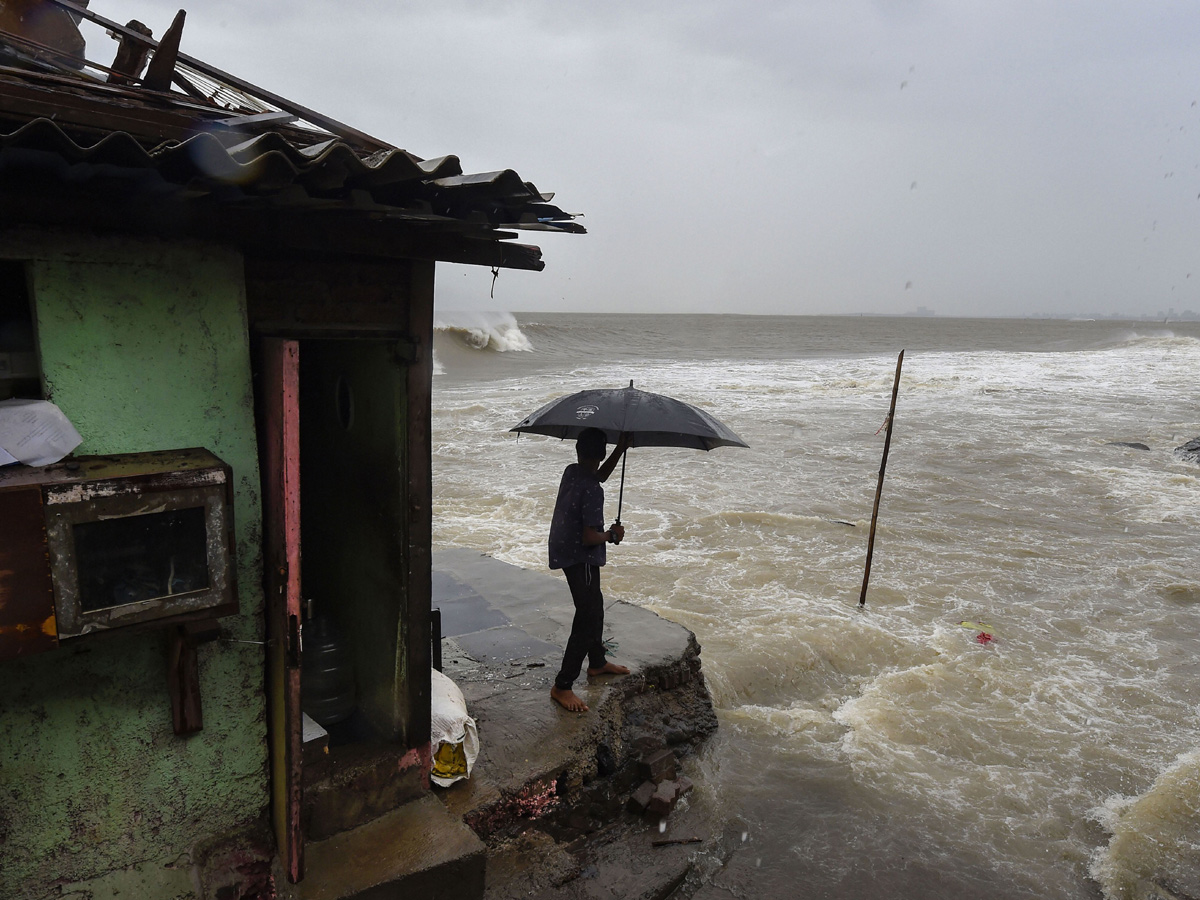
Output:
[86, 2, 1200, 318]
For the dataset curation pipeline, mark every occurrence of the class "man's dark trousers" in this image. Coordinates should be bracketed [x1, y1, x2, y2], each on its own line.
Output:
[554, 562, 607, 690]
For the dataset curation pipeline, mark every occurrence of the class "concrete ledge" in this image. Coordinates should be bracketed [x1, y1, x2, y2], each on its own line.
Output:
[297, 794, 485, 900]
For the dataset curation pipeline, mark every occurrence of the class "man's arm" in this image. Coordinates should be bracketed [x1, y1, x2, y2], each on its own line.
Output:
[597, 433, 633, 483]
[583, 523, 624, 545]
[582, 525, 608, 546]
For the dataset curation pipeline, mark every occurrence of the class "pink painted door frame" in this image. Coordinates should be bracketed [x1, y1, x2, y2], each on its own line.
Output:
[258, 338, 304, 882]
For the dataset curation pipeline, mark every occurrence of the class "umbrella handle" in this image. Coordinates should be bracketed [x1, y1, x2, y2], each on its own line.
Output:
[615, 452, 627, 525]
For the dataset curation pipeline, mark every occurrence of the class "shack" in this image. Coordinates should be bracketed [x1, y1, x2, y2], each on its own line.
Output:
[0, 4, 583, 897]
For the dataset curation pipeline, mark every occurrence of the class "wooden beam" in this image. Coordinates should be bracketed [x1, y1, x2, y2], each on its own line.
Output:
[141, 9, 185, 93]
[0, 74, 208, 142]
[403, 259, 434, 750]
[167, 625, 203, 734]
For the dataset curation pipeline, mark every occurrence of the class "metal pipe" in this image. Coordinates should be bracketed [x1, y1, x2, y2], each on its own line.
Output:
[431, 607, 442, 672]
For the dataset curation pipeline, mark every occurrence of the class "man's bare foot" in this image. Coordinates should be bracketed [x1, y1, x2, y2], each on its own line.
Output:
[550, 686, 588, 712]
[587, 662, 630, 677]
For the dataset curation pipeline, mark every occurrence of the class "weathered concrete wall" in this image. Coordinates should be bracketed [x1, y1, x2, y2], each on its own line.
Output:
[0, 233, 267, 899]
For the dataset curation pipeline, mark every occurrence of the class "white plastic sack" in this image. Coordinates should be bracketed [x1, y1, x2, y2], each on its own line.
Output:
[430, 667, 479, 787]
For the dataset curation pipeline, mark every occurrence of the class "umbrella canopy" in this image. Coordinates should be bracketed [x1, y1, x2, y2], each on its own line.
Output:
[511, 384, 748, 451]
[512, 384, 748, 524]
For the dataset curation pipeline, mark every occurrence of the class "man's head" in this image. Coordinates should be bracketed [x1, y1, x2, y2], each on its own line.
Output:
[576, 428, 608, 464]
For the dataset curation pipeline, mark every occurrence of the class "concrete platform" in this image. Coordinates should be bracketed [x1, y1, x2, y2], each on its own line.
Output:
[432, 549, 703, 810]
[430, 549, 721, 898]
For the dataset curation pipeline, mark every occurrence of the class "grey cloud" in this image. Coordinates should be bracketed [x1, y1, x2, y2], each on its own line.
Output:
[86, 1, 1200, 318]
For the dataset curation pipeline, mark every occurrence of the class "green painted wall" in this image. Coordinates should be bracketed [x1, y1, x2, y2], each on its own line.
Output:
[0, 235, 267, 898]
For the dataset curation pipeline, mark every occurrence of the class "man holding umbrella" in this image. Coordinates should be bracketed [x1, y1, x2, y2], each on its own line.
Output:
[548, 427, 634, 712]
[513, 383, 746, 709]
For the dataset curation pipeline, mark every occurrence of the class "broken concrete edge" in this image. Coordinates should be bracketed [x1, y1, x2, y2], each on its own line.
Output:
[629, 775, 694, 819]
[462, 636, 718, 844]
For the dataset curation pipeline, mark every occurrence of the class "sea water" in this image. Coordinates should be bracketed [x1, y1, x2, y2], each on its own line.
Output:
[431, 311, 1200, 900]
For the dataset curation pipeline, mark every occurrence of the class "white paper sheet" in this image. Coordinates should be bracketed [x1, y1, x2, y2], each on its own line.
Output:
[0, 399, 83, 467]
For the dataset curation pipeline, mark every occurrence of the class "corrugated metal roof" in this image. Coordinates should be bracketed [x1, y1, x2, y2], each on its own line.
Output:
[0, 116, 585, 235]
[0, 5, 584, 270]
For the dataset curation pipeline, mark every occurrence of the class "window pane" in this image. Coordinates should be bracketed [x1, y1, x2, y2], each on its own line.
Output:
[74, 507, 211, 612]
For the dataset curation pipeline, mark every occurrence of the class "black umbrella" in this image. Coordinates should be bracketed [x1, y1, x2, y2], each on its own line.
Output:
[511, 382, 748, 522]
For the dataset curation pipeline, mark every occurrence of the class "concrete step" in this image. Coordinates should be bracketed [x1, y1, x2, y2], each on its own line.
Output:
[297, 793, 485, 900]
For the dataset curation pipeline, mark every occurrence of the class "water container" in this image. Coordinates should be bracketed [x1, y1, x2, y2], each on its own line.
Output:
[301, 604, 356, 727]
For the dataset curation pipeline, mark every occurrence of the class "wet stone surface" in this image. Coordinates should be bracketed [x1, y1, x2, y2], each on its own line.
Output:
[431, 549, 726, 899]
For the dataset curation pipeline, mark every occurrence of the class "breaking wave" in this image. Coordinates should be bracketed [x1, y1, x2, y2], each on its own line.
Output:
[434, 311, 532, 352]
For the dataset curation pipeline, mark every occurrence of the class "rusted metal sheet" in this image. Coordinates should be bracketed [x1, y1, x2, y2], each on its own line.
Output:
[0, 485, 59, 661]
[0, 0, 85, 70]
[258, 338, 304, 883]
[48, 0, 393, 151]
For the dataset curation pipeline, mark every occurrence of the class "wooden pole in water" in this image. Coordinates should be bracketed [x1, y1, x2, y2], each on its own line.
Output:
[859, 350, 905, 608]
